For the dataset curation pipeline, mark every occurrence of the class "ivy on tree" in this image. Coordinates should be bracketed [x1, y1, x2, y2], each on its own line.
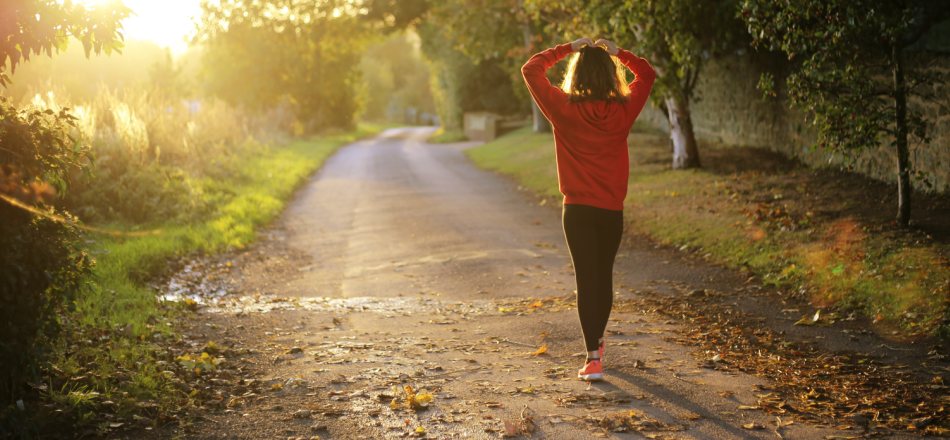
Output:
[740, 0, 950, 227]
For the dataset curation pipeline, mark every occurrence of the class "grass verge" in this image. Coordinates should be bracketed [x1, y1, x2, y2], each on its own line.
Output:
[31, 124, 389, 437]
[466, 125, 950, 337]
[426, 127, 469, 144]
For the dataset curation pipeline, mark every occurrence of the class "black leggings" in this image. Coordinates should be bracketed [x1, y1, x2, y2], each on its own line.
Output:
[562, 203, 623, 352]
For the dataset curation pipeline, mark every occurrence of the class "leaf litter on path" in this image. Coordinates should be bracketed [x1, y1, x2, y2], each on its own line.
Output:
[613, 290, 950, 436]
[147, 234, 946, 439]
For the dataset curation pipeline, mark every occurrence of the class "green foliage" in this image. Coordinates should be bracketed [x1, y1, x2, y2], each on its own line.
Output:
[417, 24, 527, 131]
[426, 127, 468, 144]
[194, 0, 369, 133]
[0, 2, 127, 432]
[358, 32, 435, 123]
[530, 0, 747, 110]
[526, 0, 747, 168]
[360, 0, 429, 29]
[458, 58, 528, 116]
[25, 86, 296, 226]
[428, 0, 536, 61]
[0, 97, 92, 194]
[3, 38, 174, 104]
[360, 0, 552, 129]
[740, 0, 950, 225]
[0, 0, 131, 87]
[0, 98, 95, 435]
[741, 0, 939, 155]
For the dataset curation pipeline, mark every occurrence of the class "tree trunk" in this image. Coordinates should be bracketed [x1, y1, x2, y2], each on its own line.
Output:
[893, 45, 911, 227]
[666, 93, 701, 169]
[521, 19, 551, 134]
[531, 99, 551, 133]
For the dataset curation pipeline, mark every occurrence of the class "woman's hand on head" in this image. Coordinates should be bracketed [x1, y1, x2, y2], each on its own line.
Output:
[594, 39, 619, 56]
[570, 37, 596, 52]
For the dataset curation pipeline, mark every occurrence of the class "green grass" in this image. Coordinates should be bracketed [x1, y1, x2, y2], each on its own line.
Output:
[465, 127, 560, 199]
[467, 126, 950, 337]
[77, 124, 387, 331]
[426, 127, 469, 144]
[39, 124, 390, 433]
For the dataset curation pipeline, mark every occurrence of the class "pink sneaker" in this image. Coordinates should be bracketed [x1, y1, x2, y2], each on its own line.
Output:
[578, 359, 603, 381]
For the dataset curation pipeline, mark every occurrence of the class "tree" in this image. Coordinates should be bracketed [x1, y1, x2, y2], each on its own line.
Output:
[193, 0, 368, 132]
[0, 0, 127, 432]
[426, 0, 555, 133]
[0, 0, 131, 87]
[416, 21, 525, 132]
[741, 0, 950, 226]
[361, 0, 429, 29]
[529, 0, 748, 169]
[357, 0, 545, 133]
[358, 32, 435, 123]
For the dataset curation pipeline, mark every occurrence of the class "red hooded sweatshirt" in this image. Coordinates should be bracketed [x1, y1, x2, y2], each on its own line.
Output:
[521, 43, 656, 211]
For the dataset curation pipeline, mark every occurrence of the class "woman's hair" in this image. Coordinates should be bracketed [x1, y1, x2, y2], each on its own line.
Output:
[560, 46, 630, 104]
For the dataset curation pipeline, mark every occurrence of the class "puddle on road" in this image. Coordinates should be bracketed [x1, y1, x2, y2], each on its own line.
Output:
[196, 294, 579, 319]
[153, 252, 581, 316]
[357, 248, 550, 273]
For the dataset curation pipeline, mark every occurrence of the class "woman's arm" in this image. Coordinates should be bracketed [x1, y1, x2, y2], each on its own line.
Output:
[521, 38, 595, 122]
[594, 39, 657, 95]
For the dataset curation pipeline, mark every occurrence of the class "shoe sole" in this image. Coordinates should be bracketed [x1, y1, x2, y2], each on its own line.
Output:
[578, 373, 603, 381]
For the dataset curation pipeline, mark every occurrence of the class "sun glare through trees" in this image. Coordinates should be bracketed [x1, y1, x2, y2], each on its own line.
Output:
[2, 0, 949, 438]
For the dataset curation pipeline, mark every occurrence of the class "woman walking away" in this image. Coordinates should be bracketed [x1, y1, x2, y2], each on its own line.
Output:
[522, 38, 655, 381]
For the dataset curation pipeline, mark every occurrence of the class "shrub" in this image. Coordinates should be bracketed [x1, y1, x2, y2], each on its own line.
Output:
[0, 97, 95, 435]
[22, 88, 295, 226]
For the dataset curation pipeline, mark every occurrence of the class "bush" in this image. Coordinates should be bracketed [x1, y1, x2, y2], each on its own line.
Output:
[24, 87, 295, 226]
[0, 97, 95, 434]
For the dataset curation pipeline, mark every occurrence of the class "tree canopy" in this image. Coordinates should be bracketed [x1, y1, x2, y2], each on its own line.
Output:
[0, 0, 131, 88]
[193, 0, 368, 132]
[741, 0, 950, 226]
[529, 0, 748, 169]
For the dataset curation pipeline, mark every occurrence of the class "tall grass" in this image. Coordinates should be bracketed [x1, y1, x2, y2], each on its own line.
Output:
[27, 85, 297, 225]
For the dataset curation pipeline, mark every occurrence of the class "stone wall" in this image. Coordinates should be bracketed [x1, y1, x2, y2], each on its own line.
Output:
[639, 51, 950, 193]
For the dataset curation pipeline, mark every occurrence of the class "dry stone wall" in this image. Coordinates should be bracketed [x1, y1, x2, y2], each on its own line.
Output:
[638, 51, 950, 193]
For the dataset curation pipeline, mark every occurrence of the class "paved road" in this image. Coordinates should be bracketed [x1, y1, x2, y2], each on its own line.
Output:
[280, 127, 574, 300]
[170, 127, 912, 439]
